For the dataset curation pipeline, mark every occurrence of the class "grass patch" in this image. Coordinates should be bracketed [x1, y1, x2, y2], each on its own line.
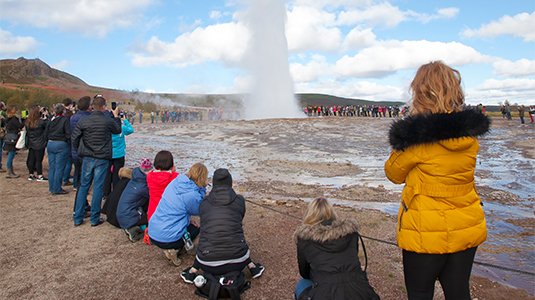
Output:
[36, 77, 48, 81]
[86, 89, 103, 93]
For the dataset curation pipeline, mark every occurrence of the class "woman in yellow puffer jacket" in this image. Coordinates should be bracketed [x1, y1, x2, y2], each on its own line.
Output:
[384, 61, 490, 300]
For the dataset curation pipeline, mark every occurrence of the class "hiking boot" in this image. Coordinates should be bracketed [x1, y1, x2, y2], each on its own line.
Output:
[6, 168, 20, 178]
[63, 180, 73, 186]
[250, 263, 265, 279]
[180, 267, 196, 284]
[91, 218, 105, 227]
[124, 226, 143, 243]
[163, 249, 181, 267]
[0, 168, 5, 173]
[28, 174, 36, 181]
[83, 211, 91, 218]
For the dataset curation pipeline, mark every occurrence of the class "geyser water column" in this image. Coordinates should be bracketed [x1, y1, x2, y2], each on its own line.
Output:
[242, 0, 303, 120]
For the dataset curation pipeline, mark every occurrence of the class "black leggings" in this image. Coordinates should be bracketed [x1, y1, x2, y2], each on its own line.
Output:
[193, 257, 251, 276]
[27, 148, 45, 175]
[403, 247, 477, 300]
[150, 224, 200, 250]
[103, 156, 125, 197]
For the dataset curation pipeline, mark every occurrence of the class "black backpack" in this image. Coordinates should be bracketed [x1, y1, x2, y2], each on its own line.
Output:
[194, 270, 251, 300]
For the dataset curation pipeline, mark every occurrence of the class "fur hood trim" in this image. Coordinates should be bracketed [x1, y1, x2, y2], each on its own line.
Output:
[388, 110, 490, 151]
[118, 167, 133, 179]
[293, 218, 360, 244]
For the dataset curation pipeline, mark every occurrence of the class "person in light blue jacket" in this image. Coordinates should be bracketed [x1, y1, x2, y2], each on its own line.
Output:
[148, 163, 208, 267]
[103, 114, 134, 198]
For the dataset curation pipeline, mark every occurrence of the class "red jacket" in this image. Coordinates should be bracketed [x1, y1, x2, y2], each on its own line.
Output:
[147, 170, 179, 221]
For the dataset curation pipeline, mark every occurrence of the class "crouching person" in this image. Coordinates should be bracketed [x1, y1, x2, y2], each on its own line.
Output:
[294, 197, 379, 300]
[148, 163, 208, 266]
[180, 168, 264, 284]
[116, 158, 152, 242]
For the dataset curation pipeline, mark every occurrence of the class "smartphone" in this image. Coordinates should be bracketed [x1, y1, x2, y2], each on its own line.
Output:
[111, 102, 117, 110]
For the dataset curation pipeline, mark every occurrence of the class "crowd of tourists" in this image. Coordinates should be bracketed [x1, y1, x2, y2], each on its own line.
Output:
[304, 104, 405, 118]
[0, 59, 532, 299]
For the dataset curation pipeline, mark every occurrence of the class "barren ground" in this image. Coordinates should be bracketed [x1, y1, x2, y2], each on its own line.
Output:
[1, 116, 533, 300]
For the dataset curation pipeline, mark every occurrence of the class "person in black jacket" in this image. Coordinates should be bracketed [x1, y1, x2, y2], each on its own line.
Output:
[45, 103, 71, 194]
[180, 168, 265, 283]
[293, 197, 379, 300]
[25, 104, 49, 181]
[102, 167, 133, 228]
[71, 95, 121, 227]
[3, 105, 24, 178]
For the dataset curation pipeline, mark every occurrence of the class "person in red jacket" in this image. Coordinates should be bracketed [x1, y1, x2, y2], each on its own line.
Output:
[144, 150, 179, 244]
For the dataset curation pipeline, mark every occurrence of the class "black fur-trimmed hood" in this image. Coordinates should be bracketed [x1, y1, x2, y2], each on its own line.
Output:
[294, 218, 361, 244]
[388, 110, 491, 151]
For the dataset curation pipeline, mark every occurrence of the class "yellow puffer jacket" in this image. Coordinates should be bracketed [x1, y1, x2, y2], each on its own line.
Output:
[384, 110, 490, 254]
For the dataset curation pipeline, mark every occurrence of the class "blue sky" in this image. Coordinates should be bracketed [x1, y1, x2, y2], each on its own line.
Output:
[1, 0, 534, 106]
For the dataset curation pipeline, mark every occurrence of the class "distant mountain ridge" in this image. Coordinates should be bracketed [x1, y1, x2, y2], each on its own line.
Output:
[0, 57, 88, 88]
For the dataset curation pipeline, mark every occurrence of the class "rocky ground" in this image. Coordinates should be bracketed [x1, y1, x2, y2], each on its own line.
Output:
[1, 116, 533, 299]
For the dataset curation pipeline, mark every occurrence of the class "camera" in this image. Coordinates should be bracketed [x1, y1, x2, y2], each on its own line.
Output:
[111, 102, 117, 110]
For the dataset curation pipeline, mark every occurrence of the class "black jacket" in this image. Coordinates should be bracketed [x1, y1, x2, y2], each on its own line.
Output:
[45, 115, 71, 144]
[196, 185, 249, 264]
[102, 168, 133, 228]
[26, 119, 49, 150]
[3, 116, 24, 152]
[71, 111, 121, 160]
[294, 218, 380, 300]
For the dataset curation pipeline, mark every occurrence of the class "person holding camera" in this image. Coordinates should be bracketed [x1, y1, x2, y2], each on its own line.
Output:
[72, 95, 122, 227]
[45, 103, 71, 194]
[385, 61, 489, 300]
[25, 104, 49, 181]
[103, 103, 134, 200]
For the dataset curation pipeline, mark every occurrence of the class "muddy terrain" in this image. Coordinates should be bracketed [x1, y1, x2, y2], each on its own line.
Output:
[1, 116, 533, 299]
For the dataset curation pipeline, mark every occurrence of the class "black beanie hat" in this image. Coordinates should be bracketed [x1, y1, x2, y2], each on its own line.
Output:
[212, 168, 232, 186]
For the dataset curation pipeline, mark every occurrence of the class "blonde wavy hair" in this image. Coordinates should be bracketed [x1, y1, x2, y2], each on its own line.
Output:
[302, 197, 337, 226]
[409, 61, 464, 115]
[186, 163, 208, 188]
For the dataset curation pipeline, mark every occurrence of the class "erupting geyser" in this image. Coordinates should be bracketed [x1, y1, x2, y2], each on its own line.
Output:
[242, 0, 303, 120]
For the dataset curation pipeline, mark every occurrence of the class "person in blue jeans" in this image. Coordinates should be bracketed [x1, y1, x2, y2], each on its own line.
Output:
[0, 101, 6, 173]
[72, 95, 121, 227]
[45, 103, 71, 194]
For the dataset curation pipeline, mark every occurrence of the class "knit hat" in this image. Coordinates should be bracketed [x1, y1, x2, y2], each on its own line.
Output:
[140, 158, 153, 172]
[212, 168, 232, 186]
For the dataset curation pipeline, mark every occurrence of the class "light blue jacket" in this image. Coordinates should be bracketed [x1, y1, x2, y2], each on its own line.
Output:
[148, 175, 206, 243]
[112, 119, 134, 159]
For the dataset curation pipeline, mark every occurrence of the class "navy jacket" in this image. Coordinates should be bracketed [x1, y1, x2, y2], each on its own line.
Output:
[116, 167, 149, 229]
[70, 110, 91, 159]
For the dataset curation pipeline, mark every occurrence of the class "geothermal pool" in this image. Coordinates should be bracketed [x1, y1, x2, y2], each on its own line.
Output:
[125, 117, 534, 292]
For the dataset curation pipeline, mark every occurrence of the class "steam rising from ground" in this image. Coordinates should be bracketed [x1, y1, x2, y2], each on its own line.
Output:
[242, 0, 304, 120]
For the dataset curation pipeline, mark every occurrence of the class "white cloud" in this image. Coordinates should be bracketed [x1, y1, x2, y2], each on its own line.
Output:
[130, 22, 249, 67]
[415, 7, 460, 24]
[290, 55, 331, 82]
[51, 60, 69, 70]
[295, 79, 405, 101]
[342, 26, 377, 49]
[0, 28, 39, 56]
[466, 78, 535, 105]
[333, 40, 492, 78]
[492, 59, 535, 77]
[210, 11, 223, 20]
[461, 12, 535, 42]
[337, 2, 407, 28]
[0, 0, 156, 38]
[286, 5, 342, 52]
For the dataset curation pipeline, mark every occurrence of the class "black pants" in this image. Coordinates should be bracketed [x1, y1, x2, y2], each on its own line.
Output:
[103, 156, 125, 197]
[72, 157, 89, 213]
[193, 257, 251, 276]
[27, 148, 45, 175]
[403, 247, 477, 300]
[150, 224, 200, 250]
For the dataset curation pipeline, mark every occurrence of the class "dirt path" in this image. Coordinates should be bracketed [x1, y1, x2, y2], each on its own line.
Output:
[1, 117, 534, 300]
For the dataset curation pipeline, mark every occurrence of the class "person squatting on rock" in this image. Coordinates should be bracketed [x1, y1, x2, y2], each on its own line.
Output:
[293, 197, 379, 300]
[45, 103, 71, 195]
[72, 95, 122, 227]
[116, 158, 152, 242]
[25, 104, 49, 182]
[148, 163, 208, 267]
[385, 61, 489, 300]
[180, 168, 265, 284]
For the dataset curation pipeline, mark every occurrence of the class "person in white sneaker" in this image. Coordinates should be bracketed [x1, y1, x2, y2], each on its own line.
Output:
[180, 168, 264, 284]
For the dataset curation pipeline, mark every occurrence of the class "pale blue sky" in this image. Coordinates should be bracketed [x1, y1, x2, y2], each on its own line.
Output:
[1, 0, 533, 106]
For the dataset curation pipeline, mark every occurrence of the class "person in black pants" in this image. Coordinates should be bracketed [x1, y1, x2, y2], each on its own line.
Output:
[25, 104, 49, 181]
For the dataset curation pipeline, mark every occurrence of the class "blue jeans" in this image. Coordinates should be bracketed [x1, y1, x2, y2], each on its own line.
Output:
[63, 155, 73, 183]
[7, 150, 16, 169]
[47, 141, 70, 193]
[295, 278, 313, 298]
[73, 157, 109, 225]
